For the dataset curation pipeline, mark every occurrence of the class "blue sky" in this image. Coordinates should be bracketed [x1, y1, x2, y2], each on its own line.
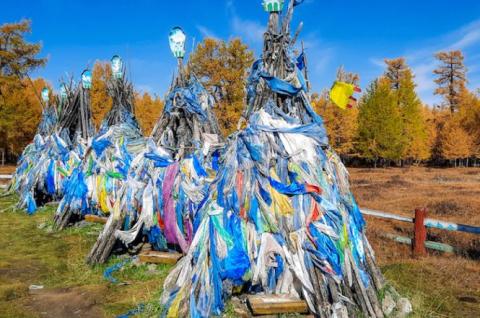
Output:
[2, 0, 480, 105]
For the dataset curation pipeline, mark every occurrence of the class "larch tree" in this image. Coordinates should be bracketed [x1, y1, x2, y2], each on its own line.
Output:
[90, 61, 113, 128]
[429, 107, 449, 161]
[0, 78, 47, 155]
[336, 65, 360, 84]
[383, 58, 430, 162]
[0, 20, 46, 158]
[396, 67, 430, 162]
[438, 115, 472, 164]
[189, 38, 254, 136]
[433, 50, 467, 113]
[422, 105, 438, 159]
[356, 77, 404, 166]
[456, 88, 480, 157]
[0, 20, 46, 83]
[385, 57, 407, 90]
[135, 91, 163, 135]
[314, 66, 359, 156]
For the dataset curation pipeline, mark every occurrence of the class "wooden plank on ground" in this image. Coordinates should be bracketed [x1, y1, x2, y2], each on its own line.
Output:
[139, 251, 182, 265]
[84, 214, 108, 224]
[247, 294, 309, 315]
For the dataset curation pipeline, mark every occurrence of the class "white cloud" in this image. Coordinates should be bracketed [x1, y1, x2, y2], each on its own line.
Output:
[231, 16, 264, 45]
[301, 36, 334, 74]
[469, 63, 480, 73]
[369, 18, 480, 106]
[447, 19, 480, 50]
[196, 25, 219, 40]
[411, 61, 442, 105]
[226, 0, 264, 49]
[294, 33, 336, 92]
[411, 61, 436, 92]
[369, 57, 385, 69]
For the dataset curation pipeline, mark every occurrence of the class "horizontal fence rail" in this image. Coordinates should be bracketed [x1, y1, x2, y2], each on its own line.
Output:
[381, 233, 455, 254]
[361, 208, 480, 235]
[360, 207, 480, 256]
[1, 174, 478, 255]
[424, 219, 480, 235]
[0, 174, 11, 190]
[361, 208, 412, 223]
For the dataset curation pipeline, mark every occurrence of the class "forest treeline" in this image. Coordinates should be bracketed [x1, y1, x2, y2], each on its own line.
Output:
[314, 55, 480, 167]
[1, 20, 479, 166]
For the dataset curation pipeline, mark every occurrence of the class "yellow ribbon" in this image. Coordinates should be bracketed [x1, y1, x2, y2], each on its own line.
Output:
[329, 81, 356, 109]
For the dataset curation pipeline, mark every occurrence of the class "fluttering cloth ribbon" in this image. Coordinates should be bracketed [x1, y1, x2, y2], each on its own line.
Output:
[329, 81, 361, 109]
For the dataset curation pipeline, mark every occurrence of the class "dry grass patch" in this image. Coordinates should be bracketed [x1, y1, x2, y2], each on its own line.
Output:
[352, 167, 480, 317]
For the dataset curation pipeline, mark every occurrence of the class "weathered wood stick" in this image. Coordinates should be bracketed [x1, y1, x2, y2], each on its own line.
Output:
[85, 214, 108, 224]
[86, 216, 123, 264]
[139, 251, 182, 265]
[348, 249, 377, 317]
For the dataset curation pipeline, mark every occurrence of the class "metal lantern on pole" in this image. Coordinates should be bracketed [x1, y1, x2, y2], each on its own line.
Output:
[41, 87, 49, 104]
[263, 0, 284, 12]
[60, 84, 67, 100]
[111, 55, 123, 79]
[169, 27, 186, 59]
[81, 70, 92, 89]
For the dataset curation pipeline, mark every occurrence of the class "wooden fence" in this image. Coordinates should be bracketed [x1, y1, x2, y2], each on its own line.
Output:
[0, 174, 12, 190]
[1, 172, 478, 256]
[361, 208, 480, 256]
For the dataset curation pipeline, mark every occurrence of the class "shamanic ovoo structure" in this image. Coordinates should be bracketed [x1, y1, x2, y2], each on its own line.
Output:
[54, 58, 145, 229]
[87, 27, 223, 264]
[159, 1, 396, 317]
[9, 86, 59, 213]
[9, 75, 95, 214]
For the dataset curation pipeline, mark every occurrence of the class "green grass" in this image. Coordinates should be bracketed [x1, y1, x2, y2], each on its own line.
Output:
[1, 194, 478, 317]
[383, 262, 480, 318]
[0, 194, 172, 317]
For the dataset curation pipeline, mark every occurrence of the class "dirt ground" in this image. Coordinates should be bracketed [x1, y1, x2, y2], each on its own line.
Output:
[350, 166, 480, 225]
[349, 167, 480, 317]
[0, 195, 170, 318]
[350, 167, 480, 259]
[25, 286, 105, 318]
[0, 166, 479, 317]
[0, 165, 15, 174]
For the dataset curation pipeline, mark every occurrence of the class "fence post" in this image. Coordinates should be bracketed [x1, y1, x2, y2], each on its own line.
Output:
[413, 208, 427, 257]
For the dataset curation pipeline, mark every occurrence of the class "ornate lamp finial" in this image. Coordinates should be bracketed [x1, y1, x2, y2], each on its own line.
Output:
[263, 0, 284, 12]
[60, 84, 67, 99]
[41, 87, 49, 103]
[81, 70, 92, 89]
[111, 55, 123, 79]
[169, 27, 186, 59]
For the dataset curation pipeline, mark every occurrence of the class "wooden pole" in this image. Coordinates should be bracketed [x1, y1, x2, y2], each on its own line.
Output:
[176, 57, 185, 86]
[301, 41, 311, 93]
[413, 208, 427, 257]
